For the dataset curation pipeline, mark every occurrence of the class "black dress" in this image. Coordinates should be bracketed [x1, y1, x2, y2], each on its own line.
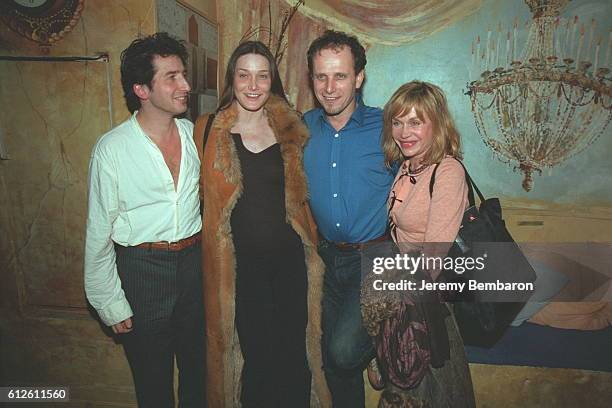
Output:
[230, 133, 311, 408]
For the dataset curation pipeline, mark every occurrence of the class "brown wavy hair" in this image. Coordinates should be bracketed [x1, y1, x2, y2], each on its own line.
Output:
[382, 81, 462, 167]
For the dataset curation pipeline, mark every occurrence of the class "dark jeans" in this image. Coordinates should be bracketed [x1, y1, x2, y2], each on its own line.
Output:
[318, 241, 374, 408]
[234, 246, 311, 408]
[116, 243, 205, 408]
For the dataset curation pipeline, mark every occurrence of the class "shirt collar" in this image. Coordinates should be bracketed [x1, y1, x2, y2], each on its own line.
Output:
[350, 94, 366, 126]
[130, 111, 149, 143]
[316, 93, 366, 129]
[131, 111, 185, 144]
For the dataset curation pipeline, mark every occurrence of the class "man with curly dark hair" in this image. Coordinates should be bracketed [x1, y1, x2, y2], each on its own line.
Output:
[84, 32, 205, 408]
[304, 30, 396, 407]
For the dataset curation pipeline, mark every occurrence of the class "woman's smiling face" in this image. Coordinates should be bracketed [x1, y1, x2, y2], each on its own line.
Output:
[391, 106, 434, 165]
[233, 53, 272, 113]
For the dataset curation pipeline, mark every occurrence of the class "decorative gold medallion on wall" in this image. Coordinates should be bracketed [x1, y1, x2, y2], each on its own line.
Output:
[0, 0, 85, 52]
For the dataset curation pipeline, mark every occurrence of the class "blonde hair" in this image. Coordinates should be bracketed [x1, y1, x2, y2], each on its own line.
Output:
[382, 81, 462, 167]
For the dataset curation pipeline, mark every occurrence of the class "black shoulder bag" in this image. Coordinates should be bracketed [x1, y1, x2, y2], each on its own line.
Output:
[429, 159, 536, 348]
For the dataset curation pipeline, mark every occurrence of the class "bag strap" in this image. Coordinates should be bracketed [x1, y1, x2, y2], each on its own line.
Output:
[202, 113, 216, 156]
[428, 159, 484, 207]
[198, 113, 215, 217]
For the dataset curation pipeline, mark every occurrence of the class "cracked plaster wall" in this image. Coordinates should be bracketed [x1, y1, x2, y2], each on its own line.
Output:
[1, 0, 157, 310]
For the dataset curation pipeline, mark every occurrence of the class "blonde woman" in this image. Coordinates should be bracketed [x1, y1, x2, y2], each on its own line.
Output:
[378, 81, 475, 407]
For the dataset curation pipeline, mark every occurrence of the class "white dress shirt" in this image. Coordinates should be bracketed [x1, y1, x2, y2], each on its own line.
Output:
[84, 113, 202, 326]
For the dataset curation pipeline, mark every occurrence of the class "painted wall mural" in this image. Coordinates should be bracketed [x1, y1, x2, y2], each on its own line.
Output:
[220, 0, 483, 111]
[359, 0, 612, 204]
[238, 0, 611, 203]
[466, 0, 611, 192]
[295, 0, 481, 45]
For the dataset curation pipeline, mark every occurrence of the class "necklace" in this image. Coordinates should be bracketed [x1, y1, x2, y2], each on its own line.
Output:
[404, 163, 429, 184]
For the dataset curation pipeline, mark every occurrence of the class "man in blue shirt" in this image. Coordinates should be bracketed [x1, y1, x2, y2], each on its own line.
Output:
[304, 30, 396, 407]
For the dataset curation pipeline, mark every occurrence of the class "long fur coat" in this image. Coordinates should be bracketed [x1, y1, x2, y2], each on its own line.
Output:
[193, 95, 331, 407]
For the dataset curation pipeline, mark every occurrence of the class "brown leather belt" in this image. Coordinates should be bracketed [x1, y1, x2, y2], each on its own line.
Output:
[134, 232, 201, 251]
[332, 233, 390, 251]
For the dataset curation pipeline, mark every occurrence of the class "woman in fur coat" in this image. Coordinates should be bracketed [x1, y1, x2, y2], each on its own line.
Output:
[193, 41, 331, 408]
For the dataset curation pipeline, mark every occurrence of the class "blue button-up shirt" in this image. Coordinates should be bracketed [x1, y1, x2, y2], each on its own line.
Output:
[304, 100, 396, 243]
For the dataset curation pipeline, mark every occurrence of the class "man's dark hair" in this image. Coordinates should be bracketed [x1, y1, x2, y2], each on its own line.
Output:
[216, 40, 288, 112]
[307, 30, 366, 76]
[120, 32, 188, 113]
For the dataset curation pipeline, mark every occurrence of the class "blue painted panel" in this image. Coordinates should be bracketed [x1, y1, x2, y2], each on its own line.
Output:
[363, 0, 612, 204]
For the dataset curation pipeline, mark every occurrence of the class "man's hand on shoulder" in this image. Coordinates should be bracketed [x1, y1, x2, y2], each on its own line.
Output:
[112, 317, 133, 334]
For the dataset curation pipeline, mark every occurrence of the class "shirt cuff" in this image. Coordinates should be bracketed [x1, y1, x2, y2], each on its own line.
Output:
[96, 298, 133, 326]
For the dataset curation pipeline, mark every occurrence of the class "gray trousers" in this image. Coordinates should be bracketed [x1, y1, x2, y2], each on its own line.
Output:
[115, 242, 205, 408]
